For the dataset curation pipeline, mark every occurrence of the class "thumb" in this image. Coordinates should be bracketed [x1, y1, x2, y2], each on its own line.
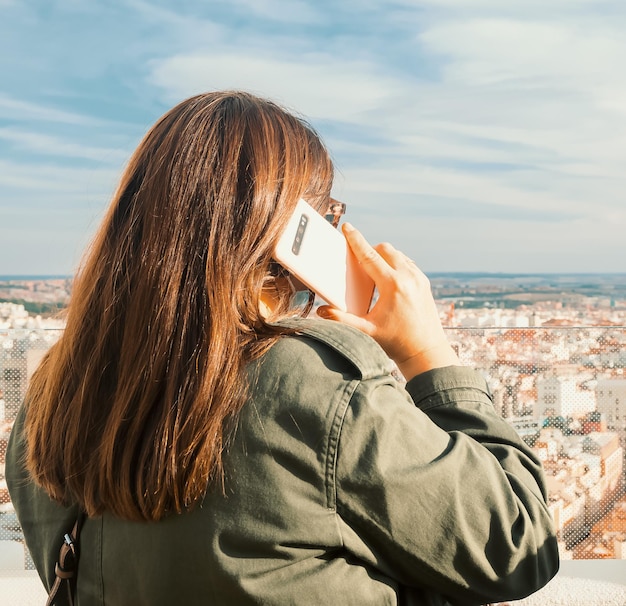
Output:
[316, 305, 374, 337]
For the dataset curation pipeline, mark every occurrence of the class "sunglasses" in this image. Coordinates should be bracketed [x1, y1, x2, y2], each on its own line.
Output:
[273, 198, 346, 316]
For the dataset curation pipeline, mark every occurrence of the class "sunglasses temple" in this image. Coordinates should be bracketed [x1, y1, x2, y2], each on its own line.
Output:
[325, 200, 346, 229]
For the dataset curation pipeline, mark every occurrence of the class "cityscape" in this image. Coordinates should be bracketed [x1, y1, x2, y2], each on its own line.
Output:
[432, 272, 626, 561]
[1, 274, 626, 566]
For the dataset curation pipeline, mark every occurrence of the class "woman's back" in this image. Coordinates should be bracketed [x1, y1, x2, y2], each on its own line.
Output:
[8, 319, 558, 605]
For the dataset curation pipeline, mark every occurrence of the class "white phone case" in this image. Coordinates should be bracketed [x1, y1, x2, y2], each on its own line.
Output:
[273, 199, 374, 315]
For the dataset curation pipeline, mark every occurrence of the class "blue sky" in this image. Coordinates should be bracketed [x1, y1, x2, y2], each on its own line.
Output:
[1, 0, 625, 275]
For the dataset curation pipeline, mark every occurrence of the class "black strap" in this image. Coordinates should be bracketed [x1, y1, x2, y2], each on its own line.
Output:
[47, 515, 84, 606]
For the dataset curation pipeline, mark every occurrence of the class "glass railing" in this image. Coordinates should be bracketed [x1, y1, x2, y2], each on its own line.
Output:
[1, 326, 625, 603]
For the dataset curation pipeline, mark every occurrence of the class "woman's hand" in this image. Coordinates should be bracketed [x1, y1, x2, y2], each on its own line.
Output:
[317, 223, 460, 381]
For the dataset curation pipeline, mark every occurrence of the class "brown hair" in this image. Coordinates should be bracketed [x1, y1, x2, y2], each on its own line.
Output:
[24, 91, 333, 521]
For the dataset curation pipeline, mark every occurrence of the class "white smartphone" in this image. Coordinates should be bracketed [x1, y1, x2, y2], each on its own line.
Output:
[273, 199, 375, 315]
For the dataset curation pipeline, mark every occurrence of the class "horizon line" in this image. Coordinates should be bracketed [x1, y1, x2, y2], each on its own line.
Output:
[2, 272, 626, 280]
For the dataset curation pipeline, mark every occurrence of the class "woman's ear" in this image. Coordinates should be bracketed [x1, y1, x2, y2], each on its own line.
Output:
[258, 291, 275, 319]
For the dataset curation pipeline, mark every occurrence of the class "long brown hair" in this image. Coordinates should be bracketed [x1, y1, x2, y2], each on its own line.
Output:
[24, 91, 334, 521]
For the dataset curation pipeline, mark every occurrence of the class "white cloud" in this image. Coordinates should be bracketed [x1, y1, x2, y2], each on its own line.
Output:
[358, 217, 622, 274]
[146, 17, 626, 250]
[0, 159, 117, 274]
[226, 0, 323, 23]
[149, 52, 404, 122]
[0, 128, 131, 164]
[0, 94, 104, 126]
[123, 0, 225, 38]
[344, 164, 581, 216]
[0, 159, 119, 201]
[125, 0, 320, 27]
[398, 0, 621, 10]
[3, 0, 625, 273]
[315, 14, 626, 228]
[420, 19, 626, 90]
[400, 19, 626, 209]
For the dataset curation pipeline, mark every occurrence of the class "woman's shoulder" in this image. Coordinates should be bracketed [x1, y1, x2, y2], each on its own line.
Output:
[268, 317, 395, 381]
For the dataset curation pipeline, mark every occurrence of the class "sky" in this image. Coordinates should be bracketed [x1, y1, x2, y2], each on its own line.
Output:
[1, 0, 625, 275]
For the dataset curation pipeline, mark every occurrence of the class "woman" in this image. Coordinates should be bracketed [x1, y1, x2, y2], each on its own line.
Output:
[7, 91, 559, 605]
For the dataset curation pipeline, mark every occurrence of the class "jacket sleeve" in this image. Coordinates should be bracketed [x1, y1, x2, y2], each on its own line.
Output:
[334, 365, 559, 605]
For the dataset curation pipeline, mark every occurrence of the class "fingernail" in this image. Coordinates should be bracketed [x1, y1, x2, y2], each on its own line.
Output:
[317, 307, 331, 319]
[342, 222, 355, 233]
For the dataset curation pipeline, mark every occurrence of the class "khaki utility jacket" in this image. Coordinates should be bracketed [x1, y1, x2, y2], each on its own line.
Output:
[7, 318, 559, 605]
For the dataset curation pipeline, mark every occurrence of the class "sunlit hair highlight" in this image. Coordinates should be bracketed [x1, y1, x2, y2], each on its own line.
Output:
[24, 91, 333, 521]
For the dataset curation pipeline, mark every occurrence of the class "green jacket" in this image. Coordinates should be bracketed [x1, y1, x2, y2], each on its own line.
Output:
[7, 318, 559, 605]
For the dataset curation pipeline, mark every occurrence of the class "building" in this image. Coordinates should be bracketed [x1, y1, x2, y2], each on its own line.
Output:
[537, 375, 596, 418]
[596, 379, 626, 430]
[582, 432, 624, 500]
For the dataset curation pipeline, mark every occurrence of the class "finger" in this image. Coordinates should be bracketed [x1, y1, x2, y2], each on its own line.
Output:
[316, 305, 375, 331]
[374, 242, 412, 270]
[378, 245, 426, 282]
[342, 223, 393, 283]
[373, 241, 421, 271]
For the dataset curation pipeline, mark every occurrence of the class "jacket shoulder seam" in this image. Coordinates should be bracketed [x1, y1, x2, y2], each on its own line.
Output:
[324, 379, 359, 511]
[272, 318, 394, 380]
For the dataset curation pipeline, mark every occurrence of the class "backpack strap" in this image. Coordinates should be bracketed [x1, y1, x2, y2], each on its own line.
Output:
[46, 514, 84, 606]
